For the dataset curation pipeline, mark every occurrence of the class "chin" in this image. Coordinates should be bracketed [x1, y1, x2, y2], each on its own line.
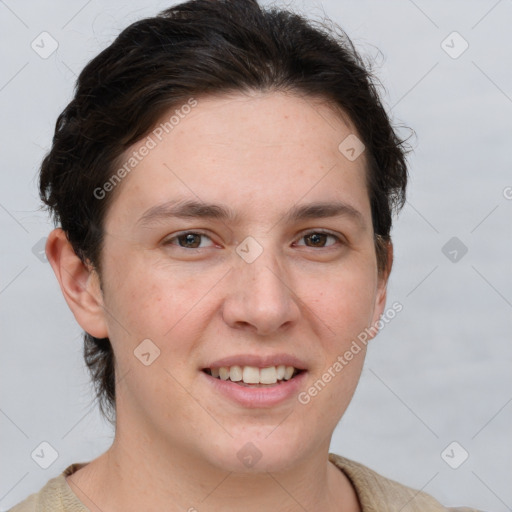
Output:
[200, 426, 312, 474]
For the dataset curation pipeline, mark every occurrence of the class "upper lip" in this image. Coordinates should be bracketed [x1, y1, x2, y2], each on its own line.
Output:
[203, 354, 308, 371]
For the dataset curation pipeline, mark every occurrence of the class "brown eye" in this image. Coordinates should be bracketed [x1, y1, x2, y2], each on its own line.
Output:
[298, 232, 339, 248]
[305, 233, 328, 247]
[177, 233, 202, 248]
[165, 232, 214, 249]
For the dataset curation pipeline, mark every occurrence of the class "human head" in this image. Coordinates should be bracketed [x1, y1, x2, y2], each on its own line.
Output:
[41, 0, 409, 424]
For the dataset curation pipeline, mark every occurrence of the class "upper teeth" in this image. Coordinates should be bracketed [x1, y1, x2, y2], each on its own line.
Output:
[210, 365, 297, 384]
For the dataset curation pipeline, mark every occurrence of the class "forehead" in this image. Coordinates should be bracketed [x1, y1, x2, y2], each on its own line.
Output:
[104, 91, 370, 228]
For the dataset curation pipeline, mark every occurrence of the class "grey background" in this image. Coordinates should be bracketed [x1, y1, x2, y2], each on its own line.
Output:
[1, 0, 511, 510]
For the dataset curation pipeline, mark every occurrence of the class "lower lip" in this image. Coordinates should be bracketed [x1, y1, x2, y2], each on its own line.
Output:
[201, 371, 307, 408]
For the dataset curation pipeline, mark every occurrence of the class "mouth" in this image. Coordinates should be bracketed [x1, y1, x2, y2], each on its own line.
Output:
[202, 365, 305, 388]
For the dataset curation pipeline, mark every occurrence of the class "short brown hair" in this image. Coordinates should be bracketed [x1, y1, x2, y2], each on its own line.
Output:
[40, 0, 410, 423]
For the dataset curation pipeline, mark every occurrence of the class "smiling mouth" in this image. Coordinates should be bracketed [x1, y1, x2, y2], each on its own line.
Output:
[202, 365, 304, 387]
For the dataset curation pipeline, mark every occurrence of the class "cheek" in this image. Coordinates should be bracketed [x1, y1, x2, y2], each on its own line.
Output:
[304, 265, 378, 341]
[299, 281, 371, 430]
[101, 249, 224, 359]
[102, 254, 213, 416]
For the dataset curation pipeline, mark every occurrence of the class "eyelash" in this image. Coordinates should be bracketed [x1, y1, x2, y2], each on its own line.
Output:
[163, 230, 343, 249]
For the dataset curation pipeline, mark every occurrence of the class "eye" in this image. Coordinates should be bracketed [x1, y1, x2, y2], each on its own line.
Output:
[295, 231, 340, 248]
[164, 231, 215, 249]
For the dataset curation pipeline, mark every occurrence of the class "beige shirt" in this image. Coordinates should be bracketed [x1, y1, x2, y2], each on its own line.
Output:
[9, 453, 481, 511]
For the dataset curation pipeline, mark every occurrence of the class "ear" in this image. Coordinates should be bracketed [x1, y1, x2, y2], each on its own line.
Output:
[46, 228, 109, 339]
[369, 240, 393, 335]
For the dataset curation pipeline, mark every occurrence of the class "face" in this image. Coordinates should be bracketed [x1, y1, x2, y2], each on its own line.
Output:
[91, 92, 389, 472]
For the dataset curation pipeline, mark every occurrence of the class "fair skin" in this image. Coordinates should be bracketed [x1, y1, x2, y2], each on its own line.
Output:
[47, 91, 391, 512]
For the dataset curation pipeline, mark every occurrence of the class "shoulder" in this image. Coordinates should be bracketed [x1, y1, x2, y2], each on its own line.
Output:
[8, 463, 89, 512]
[329, 453, 483, 512]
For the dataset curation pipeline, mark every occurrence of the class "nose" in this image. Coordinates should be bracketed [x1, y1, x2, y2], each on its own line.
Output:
[221, 247, 301, 336]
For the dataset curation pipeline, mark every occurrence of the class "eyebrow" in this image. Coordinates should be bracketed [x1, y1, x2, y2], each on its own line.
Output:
[137, 199, 238, 226]
[284, 201, 364, 226]
[137, 198, 365, 227]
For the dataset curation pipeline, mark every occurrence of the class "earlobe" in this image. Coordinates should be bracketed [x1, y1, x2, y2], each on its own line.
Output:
[46, 228, 109, 339]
